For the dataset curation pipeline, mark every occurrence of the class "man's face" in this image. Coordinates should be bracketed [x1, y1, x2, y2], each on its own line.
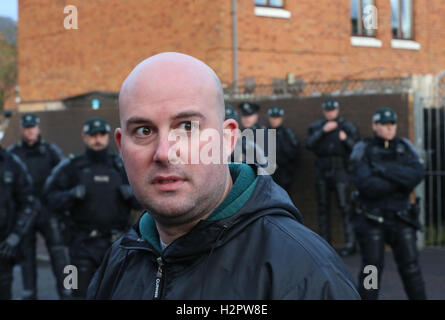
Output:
[268, 117, 283, 128]
[115, 55, 237, 227]
[373, 122, 397, 141]
[22, 126, 40, 145]
[323, 108, 339, 121]
[82, 132, 110, 151]
[241, 113, 259, 129]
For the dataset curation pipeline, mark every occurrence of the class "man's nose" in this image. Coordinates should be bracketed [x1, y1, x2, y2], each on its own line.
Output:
[153, 132, 174, 164]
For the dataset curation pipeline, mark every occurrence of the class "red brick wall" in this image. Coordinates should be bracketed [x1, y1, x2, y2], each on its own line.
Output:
[236, 0, 445, 83]
[18, 0, 227, 102]
[18, 0, 445, 102]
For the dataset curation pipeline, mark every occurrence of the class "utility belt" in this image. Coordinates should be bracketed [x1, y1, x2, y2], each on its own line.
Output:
[352, 193, 422, 231]
[72, 226, 125, 242]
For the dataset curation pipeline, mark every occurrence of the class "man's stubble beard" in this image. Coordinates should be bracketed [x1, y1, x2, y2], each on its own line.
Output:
[141, 167, 227, 228]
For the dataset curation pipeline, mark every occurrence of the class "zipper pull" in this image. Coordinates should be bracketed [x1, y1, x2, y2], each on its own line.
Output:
[153, 257, 164, 300]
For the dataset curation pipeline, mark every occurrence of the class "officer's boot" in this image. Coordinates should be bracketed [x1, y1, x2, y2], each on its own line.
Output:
[72, 259, 97, 300]
[315, 180, 331, 244]
[20, 234, 37, 300]
[0, 261, 13, 300]
[49, 245, 72, 300]
[335, 182, 356, 257]
[393, 227, 427, 300]
[339, 214, 357, 257]
[399, 263, 427, 300]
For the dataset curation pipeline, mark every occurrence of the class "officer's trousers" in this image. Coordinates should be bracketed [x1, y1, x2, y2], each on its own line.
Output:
[356, 217, 426, 300]
[0, 258, 13, 300]
[69, 233, 111, 299]
[19, 214, 70, 299]
[315, 178, 355, 246]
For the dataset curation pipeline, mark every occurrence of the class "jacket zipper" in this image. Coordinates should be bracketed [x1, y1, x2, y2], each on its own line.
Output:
[153, 256, 164, 300]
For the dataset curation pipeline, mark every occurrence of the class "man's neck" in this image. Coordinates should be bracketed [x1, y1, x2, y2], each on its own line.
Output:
[23, 136, 39, 147]
[156, 168, 233, 246]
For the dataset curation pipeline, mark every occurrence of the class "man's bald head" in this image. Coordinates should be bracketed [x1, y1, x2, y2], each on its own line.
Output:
[115, 52, 239, 237]
[119, 52, 225, 125]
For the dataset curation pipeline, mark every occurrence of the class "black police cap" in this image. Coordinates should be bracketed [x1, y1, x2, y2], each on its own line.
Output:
[322, 98, 339, 111]
[21, 113, 40, 128]
[268, 105, 284, 117]
[238, 102, 260, 116]
[82, 117, 111, 135]
[225, 104, 239, 121]
[372, 107, 398, 124]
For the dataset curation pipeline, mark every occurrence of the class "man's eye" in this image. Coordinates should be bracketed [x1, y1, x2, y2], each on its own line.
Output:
[179, 121, 197, 132]
[136, 126, 152, 136]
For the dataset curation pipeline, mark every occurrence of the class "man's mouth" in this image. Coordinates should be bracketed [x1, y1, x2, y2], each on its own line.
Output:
[152, 175, 185, 191]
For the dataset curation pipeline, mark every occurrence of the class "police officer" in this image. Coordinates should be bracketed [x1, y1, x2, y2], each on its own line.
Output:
[0, 146, 36, 300]
[305, 98, 360, 257]
[236, 102, 271, 173]
[267, 105, 299, 194]
[238, 102, 264, 131]
[350, 107, 426, 300]
[225, 104, 239, 123]
[43, 117, 140, 299]
[7, 113, 70, 300]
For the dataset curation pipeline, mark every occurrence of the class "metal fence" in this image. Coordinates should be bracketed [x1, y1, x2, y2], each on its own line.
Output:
[224, 76, 413, 101]
[422, 80, 445, 246]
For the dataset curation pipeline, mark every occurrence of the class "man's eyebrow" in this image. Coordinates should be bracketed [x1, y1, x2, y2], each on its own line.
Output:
[125, 116, 154, 128]
[125, 112, 205, 128]
[171, 111, 205, 121]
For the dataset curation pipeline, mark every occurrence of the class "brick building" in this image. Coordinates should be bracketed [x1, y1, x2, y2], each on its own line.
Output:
[16, 0, 445, 110]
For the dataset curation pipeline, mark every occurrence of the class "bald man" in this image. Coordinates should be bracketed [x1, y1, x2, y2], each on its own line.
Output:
[87, 52, 359, 300]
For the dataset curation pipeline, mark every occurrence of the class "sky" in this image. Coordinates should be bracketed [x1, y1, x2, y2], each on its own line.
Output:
[0, 0, 18, 21]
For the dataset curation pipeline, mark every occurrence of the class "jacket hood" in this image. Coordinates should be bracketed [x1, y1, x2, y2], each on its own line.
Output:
[120, 164, 303, 262]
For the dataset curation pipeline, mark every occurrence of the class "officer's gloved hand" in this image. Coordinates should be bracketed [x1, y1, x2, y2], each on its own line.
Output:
[0, 232, 21, 260]
[119, 185, 133, 201]
[70, 185, 86, 200]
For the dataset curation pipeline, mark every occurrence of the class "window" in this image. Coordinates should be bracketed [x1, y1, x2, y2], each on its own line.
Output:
[351, 0, 376, 37]
[391, 0, 413, 39]
[254, 0, 284, 8]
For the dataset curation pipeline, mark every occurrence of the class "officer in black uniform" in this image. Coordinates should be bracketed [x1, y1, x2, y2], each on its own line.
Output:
[305, 98, 360, 257]
[237, 102, 270, 172]
[267, 105, 299, 194]
[225, 104, 239, 122]
[0, 146, 36, 300]
[7, 113, 70, 300]
[43, 117, 140, 299]
[350, 107, 426, 300]
[238, 102, 264, 131]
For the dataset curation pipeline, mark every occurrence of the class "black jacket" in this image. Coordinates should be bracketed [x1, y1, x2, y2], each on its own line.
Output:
[269, 126, 299, 187]
[87, 174, 359, 300]
[305, 118, 360, 159]
[350, 135, 425, 211]
[7, 138, 64, 196]
[0, 148, 36, 241]
[43, 148, 140, 231]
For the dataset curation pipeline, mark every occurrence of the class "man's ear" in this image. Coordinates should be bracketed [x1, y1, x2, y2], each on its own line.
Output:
[81, 133, 89, 145]
[222, 119, 239, 158]
[115, 128, 122, 154]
